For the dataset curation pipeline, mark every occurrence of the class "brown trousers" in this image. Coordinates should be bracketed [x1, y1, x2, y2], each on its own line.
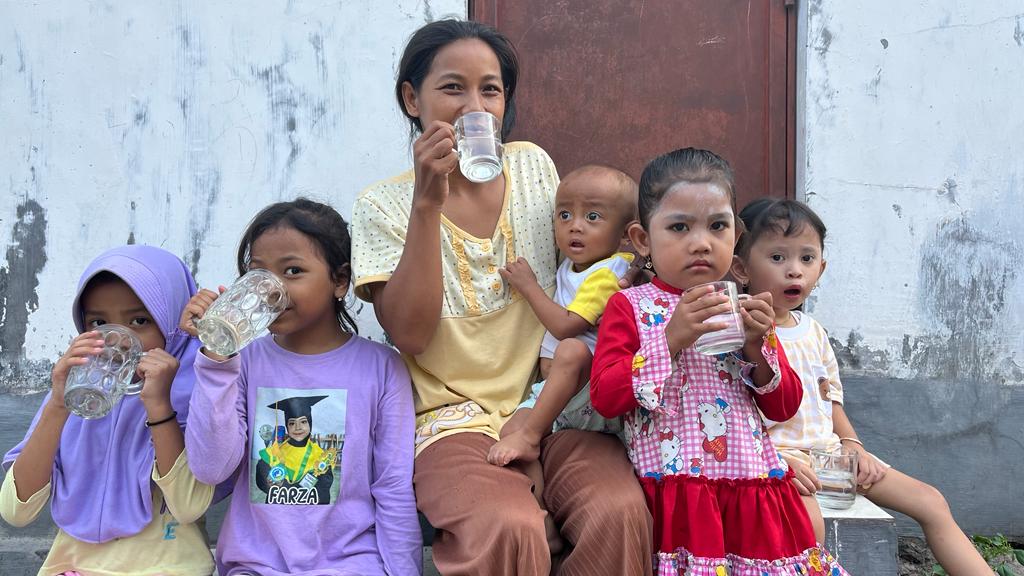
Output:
[415, 429, 653, 576]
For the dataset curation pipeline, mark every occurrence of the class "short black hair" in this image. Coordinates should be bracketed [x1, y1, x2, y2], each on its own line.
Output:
[735, 198, 827, 258]
[237, 198, 358, 334]
[395, 19, 519, 140]
[637, 147, 736, 229]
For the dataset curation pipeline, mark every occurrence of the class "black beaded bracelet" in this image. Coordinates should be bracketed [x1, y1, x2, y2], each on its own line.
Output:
[145, 411, 178, 428]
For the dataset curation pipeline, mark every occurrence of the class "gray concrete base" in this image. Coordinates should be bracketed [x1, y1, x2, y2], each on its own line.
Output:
[823, 495, 899, 575]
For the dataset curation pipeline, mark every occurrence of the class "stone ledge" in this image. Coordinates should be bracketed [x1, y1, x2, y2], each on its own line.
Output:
[822, 495, 899, 576]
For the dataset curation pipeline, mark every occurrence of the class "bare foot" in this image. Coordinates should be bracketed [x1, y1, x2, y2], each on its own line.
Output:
[487, 430, 541, 466]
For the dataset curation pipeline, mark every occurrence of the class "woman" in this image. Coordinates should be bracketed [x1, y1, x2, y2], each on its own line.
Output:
[352, 19, 652, 575]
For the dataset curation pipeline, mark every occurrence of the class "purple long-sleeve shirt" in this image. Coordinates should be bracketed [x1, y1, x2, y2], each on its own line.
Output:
[185, 335, 421, 576]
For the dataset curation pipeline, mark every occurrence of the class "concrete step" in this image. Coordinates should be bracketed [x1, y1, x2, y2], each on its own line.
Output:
[822, 494, 900, 575]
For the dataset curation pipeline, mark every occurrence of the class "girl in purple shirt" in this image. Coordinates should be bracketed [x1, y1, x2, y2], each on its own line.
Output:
[182, 199, 420, 576]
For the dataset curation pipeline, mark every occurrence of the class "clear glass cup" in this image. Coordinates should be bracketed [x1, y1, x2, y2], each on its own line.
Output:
[686, 280, 748, 355]
[454, 111, 503, 183]
[811, 448, 859, 509]
[196, 269, 289, 356]
[64, 324, 144, 419]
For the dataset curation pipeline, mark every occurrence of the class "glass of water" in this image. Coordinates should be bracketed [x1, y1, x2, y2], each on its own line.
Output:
[811, 448, 859, 509]
[685, 281, 749, 355]
[196, 269, 289, 357]
[64, 324, 144, 419]
[454, 111, 503, 183]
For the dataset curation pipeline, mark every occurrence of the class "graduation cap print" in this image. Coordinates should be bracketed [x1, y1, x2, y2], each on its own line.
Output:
[268, 394, 328, 423]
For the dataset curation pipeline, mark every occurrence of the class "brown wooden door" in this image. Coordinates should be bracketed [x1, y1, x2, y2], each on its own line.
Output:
[472, 0, 796, 207]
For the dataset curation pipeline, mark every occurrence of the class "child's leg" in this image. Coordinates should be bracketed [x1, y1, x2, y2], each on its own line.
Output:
[488, 339, 591, 466]
[493, 409, 564, 555]
[864, 469, 989, 576]
[800, 494, 826, 543]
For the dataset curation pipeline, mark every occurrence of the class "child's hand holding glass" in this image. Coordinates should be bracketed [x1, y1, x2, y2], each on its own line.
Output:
[664, 284, 732, 355]
[49, 331, 106, 413]
[136, 348, 181, 418]
[179, 287, 227, 360]
[781, 453, 822, 496]
[739, 291, 775, 345]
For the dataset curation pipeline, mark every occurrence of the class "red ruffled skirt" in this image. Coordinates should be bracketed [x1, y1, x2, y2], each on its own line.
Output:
[640, 472, 850, 575]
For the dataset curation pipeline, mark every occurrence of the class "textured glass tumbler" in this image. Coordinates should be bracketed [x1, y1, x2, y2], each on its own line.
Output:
[64, 324, 144, 419]
[686, 281, 749, 355]
[454, 111, 503, 183]
[812, 448, 859, 509]
[196, 269, 289, 356]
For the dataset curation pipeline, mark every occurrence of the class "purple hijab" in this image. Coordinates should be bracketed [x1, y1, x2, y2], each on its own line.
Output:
[3, 245, 201, 543]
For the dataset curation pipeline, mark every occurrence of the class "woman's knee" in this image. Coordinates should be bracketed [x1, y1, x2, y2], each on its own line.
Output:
[484, 505, 548, 551]
[594, 484, 651, 531]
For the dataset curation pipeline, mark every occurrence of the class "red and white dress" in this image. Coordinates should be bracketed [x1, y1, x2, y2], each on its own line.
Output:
[592, 277, 849, 576]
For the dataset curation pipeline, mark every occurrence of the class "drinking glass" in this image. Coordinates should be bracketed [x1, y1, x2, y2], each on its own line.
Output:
[454, 111, 503, 183]
[64, 324, 144, 419]
[686, 281, 748, 355]
[811, 448, 859, 509]
[196, 269, 289, 356]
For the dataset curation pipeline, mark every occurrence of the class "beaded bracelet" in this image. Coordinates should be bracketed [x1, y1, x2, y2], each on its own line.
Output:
[145, 411, 178, 428]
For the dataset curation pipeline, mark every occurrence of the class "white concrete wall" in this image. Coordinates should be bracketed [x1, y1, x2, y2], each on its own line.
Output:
[0, 1, 466, 392]
[799, 0, 1024, 534]
[802, 0, 1024, 385]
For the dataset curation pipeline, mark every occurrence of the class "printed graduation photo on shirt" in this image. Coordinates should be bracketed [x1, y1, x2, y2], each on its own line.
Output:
[250, 387, 346, 506]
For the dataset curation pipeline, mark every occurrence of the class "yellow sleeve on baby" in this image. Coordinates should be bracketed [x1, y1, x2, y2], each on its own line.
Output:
[566, 267, 622, 325]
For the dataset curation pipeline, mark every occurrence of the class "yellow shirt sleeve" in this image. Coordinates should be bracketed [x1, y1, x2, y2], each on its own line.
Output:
[0, 465, 51, 527]
[566, 267, 622, 325]
[151, 449, 214, 526]
[351, 184, 410, 302]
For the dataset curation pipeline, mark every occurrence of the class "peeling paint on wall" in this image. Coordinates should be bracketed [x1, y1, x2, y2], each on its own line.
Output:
[0, 1, 466, 393]
[0, 200, 49, 392]
[802, 1, 1024, 532]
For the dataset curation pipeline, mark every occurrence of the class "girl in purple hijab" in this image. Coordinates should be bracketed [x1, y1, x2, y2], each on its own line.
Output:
[0, 245, 217, 576]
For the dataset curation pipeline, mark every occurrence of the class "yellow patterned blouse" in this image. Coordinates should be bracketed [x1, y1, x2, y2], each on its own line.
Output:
[352, 142, 560, 455]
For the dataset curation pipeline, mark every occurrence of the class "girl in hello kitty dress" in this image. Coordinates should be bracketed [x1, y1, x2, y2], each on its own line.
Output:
[592, 148, 849, 575]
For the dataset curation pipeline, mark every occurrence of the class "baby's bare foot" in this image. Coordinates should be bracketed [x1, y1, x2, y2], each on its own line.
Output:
[486, 430, 541, 466]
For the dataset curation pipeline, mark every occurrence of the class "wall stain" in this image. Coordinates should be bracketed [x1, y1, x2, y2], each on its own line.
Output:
[309, 32, 327, 81]
[1015, 15, 1024, 47]
[891, 203, 902, 218]
[127, 200, 137, 245]
[0, 200, 49, 393]
[133, 100, 149, 128]
[880, 38, 889, 49]
[867, 67, 882, 99]
[249, 56, 333, 193]
[423, 0, 434, 22]
[833, 216, 1022, 385]
[187, 169, 222, 277]
[939, 177, 959, 205]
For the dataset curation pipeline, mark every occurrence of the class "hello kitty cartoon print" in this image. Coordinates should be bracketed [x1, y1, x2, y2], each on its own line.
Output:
[638, 296, 670, 330]
[716, 354, 743, 384]
[748, 414, 765, 456]
[658, 427, 686, 474]
[697, 398, 731, 462]
[597, 280, 850, 575]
